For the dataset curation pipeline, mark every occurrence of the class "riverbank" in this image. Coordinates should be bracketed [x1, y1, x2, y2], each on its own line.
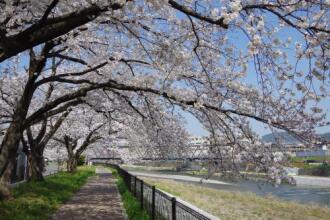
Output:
[143, 177, 330, 220]
[124, 164, 330, 187]
[123, 164, 270, 180]
[0, 166, 95, 220]
[130, 171, 232, 185]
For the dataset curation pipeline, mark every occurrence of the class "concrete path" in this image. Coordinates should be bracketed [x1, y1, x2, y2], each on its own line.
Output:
[292, 175, 330, 187]
[51, 168, 127, 220]
[130, 171, 233, 185]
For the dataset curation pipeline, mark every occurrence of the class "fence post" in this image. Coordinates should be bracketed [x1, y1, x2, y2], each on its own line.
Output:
[128, 174, 132, 192]
[134, 176, 137, 197]
[152, 186, 155, 220]
[172, 197, 176, 220]
[141, 180, 144, 210]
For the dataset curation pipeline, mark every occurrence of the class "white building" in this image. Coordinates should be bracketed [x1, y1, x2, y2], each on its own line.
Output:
[189, 136, 210, 146]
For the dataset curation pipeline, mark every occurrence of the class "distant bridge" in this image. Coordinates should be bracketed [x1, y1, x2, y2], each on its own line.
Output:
[140, 157, 224, 161]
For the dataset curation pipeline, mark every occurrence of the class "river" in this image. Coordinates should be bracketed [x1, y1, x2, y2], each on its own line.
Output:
[127, 168, 330, 207]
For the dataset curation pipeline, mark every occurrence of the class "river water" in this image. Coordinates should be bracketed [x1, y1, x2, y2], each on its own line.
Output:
[199, 178, 330, 206]
[128, 169, 330, 207]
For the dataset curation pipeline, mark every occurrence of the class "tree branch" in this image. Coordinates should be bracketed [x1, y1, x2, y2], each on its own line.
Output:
[39, 110, 71, 147]
[168, 0, 228, 28]
[0, 3, 126, 62]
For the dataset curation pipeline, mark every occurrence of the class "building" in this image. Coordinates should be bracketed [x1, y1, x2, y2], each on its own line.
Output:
[111, 136, 129, 148]
[189, 136, 210, 146]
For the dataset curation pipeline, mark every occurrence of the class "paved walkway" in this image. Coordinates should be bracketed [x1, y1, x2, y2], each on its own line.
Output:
[51, 168, 127, 220]
[292, 175, 330, 187]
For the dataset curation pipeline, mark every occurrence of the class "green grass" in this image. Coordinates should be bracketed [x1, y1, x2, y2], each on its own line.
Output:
[299, 163, 330, 176]
[290, 156, 330, 163]
[110, 168, 150, 220]
[289, 156, 330, 176]
[143, 177, 330, 220]
[0, 166, 95, 220]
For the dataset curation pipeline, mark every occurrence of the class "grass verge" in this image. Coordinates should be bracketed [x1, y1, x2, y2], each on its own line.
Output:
[143, 177, 330, 220]
[110, 168, 150, 220]
[0, 166, 95, 220]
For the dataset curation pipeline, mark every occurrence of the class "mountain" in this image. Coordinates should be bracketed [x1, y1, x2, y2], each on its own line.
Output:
[262, 132, 299, 144]
[262, 132, 330, 144]
[321, 132, 330, 140]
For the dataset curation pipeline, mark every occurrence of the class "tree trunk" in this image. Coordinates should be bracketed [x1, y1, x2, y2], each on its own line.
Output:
[67, 155, 78, 173]
[0, 126, 22, 200]
[0, 78, 38, 199]
[0, 158, 15, 200]
[0, 122, 24, 175]
[27, 149, 44, 181]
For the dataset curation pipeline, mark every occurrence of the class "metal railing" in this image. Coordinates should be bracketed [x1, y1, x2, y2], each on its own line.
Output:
[110, 164, 214, 220]
[10, 161, 65, 187]
[10, 169, 60, 188]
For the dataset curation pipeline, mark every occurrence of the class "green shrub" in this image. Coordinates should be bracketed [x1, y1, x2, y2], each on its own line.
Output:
[77, 155, 86, 166]
[299, 163, 330, 176]
[317, 163, 330, 176]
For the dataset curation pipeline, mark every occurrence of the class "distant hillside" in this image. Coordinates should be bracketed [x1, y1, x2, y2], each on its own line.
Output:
[321, 132, 330, 140]
[262, 132, 330, 144]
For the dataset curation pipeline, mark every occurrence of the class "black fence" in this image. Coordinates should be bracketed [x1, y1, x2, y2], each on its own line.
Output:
[110, 164, 214, 220]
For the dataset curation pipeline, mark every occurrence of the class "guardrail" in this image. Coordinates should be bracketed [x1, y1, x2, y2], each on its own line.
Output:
[110, 164, 217, 220]
[10, 169, 60, 188]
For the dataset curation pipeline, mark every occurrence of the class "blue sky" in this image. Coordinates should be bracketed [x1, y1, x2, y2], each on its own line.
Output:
[182, 14, 330, 137]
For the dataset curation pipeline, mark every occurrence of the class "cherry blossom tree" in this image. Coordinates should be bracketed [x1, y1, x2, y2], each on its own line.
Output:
[0, 52, 87, 197]
[125, 110, 189, 160]
[0, 0, 329, 198]
[52, 105, 116, 172]
[22, 110, 71, 181]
